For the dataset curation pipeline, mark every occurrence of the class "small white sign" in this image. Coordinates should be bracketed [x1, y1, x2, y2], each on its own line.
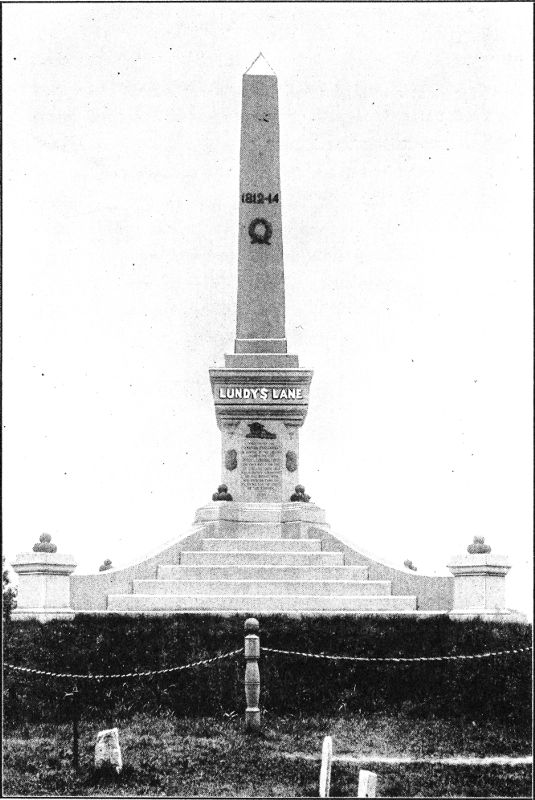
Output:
[95, 727, 123, 774]
[358, 769, 377, 798]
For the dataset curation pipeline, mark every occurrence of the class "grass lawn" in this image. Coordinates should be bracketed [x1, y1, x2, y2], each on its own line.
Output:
[3, 713, 532, 797]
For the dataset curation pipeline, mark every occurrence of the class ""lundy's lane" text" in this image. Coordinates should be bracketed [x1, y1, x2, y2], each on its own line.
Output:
[218, 386, 304, 401]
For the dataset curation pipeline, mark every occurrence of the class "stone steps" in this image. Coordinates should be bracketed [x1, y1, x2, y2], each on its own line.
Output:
[179, 550, 344, 566]
[157, 564, 368, 581]
[202, 537, 321, 551]
[133, 578, 388, 596]
[107, 593, 417, 613]
[104, 519, 417, 614]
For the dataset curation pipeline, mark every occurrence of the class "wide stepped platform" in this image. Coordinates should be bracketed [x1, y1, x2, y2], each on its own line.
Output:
[107, 523, 417, 613]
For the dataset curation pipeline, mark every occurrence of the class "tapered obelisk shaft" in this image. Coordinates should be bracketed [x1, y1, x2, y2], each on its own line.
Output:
[236, 55, 286, 355]
[209, 56, 312, 503]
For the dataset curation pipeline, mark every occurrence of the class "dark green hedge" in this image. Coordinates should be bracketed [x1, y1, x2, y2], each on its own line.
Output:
[3, 614, 531, 726]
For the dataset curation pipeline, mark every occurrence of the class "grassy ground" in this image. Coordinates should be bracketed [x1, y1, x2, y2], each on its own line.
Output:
[3, 713, 532, 797]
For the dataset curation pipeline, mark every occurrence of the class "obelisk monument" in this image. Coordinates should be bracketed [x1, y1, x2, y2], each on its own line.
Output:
[235, 53, 286, 357]
[209, 54, 313, 503]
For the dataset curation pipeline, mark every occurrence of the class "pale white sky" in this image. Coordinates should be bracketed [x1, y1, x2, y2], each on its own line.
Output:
[2, 3, 533, 615]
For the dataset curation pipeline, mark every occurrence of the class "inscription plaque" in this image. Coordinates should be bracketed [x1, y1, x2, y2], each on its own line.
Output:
[240, 439, 282, 498]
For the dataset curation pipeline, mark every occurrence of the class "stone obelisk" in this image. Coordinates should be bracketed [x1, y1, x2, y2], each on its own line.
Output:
[209, 55, 313, 503]
[235, 54, 286, 357]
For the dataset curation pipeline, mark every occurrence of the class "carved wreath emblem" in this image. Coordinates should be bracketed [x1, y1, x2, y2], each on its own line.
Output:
[286, 450, 297, 472]
[225, 449, 238, 471]
[248, 217, 273, 245]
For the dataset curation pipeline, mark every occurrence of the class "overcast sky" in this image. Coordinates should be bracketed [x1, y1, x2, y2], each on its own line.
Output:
[3, 3, 532, 616]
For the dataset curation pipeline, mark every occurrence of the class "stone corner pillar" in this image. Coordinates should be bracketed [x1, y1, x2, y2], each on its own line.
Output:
[11, 545, 77, 622]
[446, 537, 511, 620]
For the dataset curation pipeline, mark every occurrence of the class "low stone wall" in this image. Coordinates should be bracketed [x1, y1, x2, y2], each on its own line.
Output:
[313, 528, 454, 612]
[70, 524, 211, 611]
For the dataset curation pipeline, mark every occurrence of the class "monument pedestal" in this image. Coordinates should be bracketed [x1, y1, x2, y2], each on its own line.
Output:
[447, 552, 512, 620]
[11, 551, 77, 621]
[210, 366, 313, 503]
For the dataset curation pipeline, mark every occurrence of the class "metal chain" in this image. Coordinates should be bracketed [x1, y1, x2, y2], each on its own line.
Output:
[261, 646, 532, 663]
[5, 642, 530, 678]
[3, 647, 244, 681]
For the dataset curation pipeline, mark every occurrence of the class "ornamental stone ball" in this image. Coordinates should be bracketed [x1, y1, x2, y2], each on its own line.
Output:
[467, 536, 491, 554]
[244, 617, 259, 634]
[290, 485, 310, 503]
[32, 533, 58, 553]
[212, 484, 233, 501]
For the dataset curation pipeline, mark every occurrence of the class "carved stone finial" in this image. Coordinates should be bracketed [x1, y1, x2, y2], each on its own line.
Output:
[290, 484, 310, 503]
[467, 536, 491, 554]
[99, 559, 113, 572]
[244, 617, 259, 634]
[32, 533, 58, 553]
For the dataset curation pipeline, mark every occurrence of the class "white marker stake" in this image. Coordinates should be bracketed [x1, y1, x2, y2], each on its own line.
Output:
[319, 735, 333, 798]
[358, 769, 377, 798]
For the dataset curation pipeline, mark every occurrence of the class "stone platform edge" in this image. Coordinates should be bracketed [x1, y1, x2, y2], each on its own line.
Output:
[64, 504, 455, 613]
[13, 504, 522, 619]
[13, 609, 527, 622]
[68, 523, 210, 611]
[315, 529, 455, 612]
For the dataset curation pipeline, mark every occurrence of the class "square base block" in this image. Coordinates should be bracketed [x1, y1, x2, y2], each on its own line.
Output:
[447, 553, 511, 614]
[194, 501, 329, 540]
[11, 552, 77, 620]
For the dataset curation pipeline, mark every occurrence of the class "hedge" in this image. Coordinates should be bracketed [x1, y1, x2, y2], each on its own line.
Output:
[3, 614, 531, 726]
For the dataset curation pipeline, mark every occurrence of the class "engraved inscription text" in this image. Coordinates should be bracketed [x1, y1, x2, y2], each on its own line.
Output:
[241, 440, 282, 495]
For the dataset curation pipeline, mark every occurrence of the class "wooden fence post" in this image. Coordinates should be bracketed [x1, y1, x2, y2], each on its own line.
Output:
[244, 617, 260, 733]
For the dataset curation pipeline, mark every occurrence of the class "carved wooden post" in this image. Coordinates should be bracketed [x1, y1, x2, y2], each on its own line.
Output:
[244, 617, 260, 732]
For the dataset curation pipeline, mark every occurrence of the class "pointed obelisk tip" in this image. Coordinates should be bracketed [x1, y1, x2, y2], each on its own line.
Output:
[244, 52, 276, 76]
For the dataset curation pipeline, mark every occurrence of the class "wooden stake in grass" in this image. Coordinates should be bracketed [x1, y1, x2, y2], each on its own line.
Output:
[319, 735, 333, 798]
[244, 618, 260, 733]
[64, 686, 80, 772]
